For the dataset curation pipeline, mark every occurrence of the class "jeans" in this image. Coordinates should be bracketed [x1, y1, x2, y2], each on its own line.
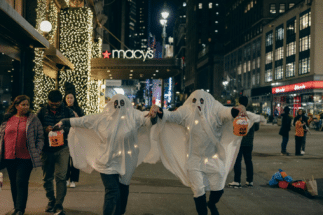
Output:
[234, 146, 253, 183]
[5, 159, 33, 212]
[41, 147, 70, 206]
[295, 136, 304, 155]
[66, 156, 80, 182]
[100, 174, 121, 215]
[281, 136, 289, 153]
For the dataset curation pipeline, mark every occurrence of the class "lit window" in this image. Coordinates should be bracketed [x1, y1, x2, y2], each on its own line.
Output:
[275, 66, 283, 80]
[276, 27, 284, 41]
[287, 42, 296, 56]
[275, 47, 284, 60]
[251, 1, 253, 8]
[270, 4, 276, 14]
[265, 52, 273, 64]
[265, 69, 273, 82]
[279, 4, 285, 13]
[209, 3, 212, 8]
[300, 11, 311, 30]
[289, 3, 295, 9]
[286, 62, 295, 78]
[199, 3, 202, 9]
[299, 57, 310, 75]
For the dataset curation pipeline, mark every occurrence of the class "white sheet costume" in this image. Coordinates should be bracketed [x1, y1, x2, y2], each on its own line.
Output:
[152, 90, 260, 197]
[67, 94, 156, 185]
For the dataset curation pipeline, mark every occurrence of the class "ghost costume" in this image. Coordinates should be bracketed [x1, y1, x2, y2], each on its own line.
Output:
[151, 90, 260, 214]
[67, 94, 156, 215]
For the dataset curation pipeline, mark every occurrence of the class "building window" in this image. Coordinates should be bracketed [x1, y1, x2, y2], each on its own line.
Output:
[248, 60, 251, 71]
[243, 62, 247, 73]
[257, 72, 260, 85]
[265, 69, 273, 82]
[279, 4, 285, 13]
[286, 42, 296, 57]
[287, 18, 297, 37]
[299, 57, 310, 75]
[276, 27, 284, 41]
[266, 52, 273, 64]
[275, 66, 283, 80]
[266, 32, 273, 46]
[300, 35, 311, 52]
[237, 64, 242, 74]
[286, 62, 295, 78]
[252, 73, 256, 85]
[270, 4, 276, 14]
[252, 59, 256, 70]
[209, 3, 212, 8]
[289, 3, 295, 9]
[275, 47, 284, 60]
[300, 11, 311, 30]
[199, 3, 202, 9]
[257, 57, 260, 68]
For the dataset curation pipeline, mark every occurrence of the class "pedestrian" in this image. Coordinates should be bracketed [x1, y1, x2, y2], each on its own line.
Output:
[228, 103, 260, 188]
[293, 109, 308, 155]
[148, 91, 261, 215]
[63, 83, 84, 188]
[279, 106, 292, 155]
[55, 94, 156, 215]
[0, 95, 44, 215]
[37, 90, 75, 215]
[293, 113, 306, 156]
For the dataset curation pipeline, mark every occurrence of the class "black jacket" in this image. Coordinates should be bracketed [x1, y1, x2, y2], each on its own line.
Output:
[241, 122, 259, 147]
[279, 113, 292, 136]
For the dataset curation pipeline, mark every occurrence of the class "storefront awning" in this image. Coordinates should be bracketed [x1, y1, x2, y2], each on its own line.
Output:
[0, 0, 50, 49]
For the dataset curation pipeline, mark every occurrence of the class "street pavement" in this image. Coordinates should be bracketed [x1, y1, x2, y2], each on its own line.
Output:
[1, 124, 323, 215]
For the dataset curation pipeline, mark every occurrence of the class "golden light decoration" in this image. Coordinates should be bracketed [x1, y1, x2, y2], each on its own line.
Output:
[47, 2, 58, 44]
[33, 48, 56, 111]
[35, 0, 47, 33]
[59, 8, 93, 114]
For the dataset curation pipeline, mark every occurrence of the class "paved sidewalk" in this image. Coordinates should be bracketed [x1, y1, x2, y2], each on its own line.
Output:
[0, 124, 322, 215]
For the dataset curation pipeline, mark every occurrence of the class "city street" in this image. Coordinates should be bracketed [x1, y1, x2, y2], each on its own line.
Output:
[1, 123, 323, 215]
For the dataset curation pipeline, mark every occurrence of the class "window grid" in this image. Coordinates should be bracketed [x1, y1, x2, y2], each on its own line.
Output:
[266, 52, 273, 64]
[270, 4, 276, 14]
[286, 62, 295, 78]
[279, 4, 285, 13]
[266, 33, 273, 46]
[299, 35, 311, 52]
[286, 42, 296, 57]
[275, 66, 283, 80]
[275, 47, 284, 60]
[300, 11, 311, 30]
[299, 57, 310, 75]
[276, 27, 284, 41]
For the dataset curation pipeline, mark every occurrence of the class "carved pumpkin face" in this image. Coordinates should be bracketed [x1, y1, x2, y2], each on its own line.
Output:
[239, 127, 247, 135]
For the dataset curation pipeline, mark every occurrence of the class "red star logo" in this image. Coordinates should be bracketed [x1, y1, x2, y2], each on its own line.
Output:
[102, 51, 111, 59]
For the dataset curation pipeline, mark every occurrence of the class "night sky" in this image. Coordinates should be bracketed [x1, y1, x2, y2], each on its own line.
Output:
[150, 0, 182, 43]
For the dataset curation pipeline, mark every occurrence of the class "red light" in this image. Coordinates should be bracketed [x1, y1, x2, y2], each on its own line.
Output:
[272, 81, 323, 94]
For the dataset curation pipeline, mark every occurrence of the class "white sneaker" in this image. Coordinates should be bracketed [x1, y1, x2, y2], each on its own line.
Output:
[228, 181, 241, 188]
[301, 151, 305, 155]
[70, 181, 76, 188]
[66, 181, 69, 186]
[246, 182, 253, 187]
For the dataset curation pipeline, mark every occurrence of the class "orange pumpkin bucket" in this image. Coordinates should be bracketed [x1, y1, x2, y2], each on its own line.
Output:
[233, 115, 249, 136]
[49, 130, 65, 147]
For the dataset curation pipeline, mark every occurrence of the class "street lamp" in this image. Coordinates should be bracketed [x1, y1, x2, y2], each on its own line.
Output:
[160, 11, 169, 58]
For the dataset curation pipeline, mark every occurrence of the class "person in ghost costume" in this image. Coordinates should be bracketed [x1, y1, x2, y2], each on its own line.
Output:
[54, 94, 157, 215]
[148, 90, 261, 215]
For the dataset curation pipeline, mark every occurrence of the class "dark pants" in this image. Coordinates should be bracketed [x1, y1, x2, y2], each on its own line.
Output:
[5, 159, 33, 213]
[281, 136, 289, 153]
[194, 190, 224, 215]
[66, 156, 80, 182]
[295, 136, 304, 155]
[234, 146, 253, 183]
[301, 132, 307, 151]
[41, 147, 70, 206]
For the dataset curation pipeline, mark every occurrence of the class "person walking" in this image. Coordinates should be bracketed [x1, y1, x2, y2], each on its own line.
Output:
[279, 106, 292, 155]
[37, 90, 75, 215]
[293, 109, 308, 155]
[0, 95, 44, 215]
[63, 84, 84, 188]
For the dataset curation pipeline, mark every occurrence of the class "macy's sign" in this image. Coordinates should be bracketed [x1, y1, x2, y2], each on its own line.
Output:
[102, 48, 154, 62]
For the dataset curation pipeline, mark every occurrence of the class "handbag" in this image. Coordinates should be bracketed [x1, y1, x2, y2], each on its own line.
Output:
[305, 176, 318, 196]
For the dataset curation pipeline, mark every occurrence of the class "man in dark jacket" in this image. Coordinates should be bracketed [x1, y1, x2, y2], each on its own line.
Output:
[228, 96, 259, 188]
[37, 90, 75, 215]
[279, 106, 292, 155]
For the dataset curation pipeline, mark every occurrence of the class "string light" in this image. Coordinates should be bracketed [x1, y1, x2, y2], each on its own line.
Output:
[59, 8, 93, 114]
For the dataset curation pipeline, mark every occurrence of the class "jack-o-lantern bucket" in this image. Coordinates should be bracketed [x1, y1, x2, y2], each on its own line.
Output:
[233, 116, 249, 136]
[49, 130, 64, 147]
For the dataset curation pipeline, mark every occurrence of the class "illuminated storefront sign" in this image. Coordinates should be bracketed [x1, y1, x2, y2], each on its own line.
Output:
[102, 48, 154, 62]
[272, 81, 323, 94]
